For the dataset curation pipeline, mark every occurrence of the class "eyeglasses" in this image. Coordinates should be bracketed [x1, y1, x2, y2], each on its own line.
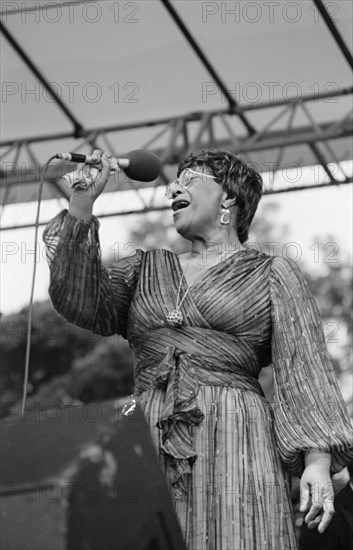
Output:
[165, 169, 217, 199]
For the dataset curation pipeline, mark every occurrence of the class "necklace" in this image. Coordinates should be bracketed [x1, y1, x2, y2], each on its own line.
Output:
[165, 246, 245, 328]
[166, 274, 191, 327]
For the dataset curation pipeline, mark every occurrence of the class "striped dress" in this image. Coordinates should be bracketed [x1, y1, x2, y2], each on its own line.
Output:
[44, 210, 353, 550]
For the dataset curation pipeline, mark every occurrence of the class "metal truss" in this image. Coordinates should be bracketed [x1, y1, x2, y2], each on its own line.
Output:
[1, 85, 353, 230]
[1, 0, 352, 230]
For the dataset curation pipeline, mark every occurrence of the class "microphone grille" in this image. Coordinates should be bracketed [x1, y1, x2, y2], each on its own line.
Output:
[124, 150, 161, 182]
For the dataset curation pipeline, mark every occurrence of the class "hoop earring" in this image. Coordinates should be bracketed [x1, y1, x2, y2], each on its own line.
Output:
[220, 206, 230, 225]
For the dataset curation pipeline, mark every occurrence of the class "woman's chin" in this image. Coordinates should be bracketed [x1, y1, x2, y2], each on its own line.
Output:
[174, 225, 187, 239]
[173, 219, 190, 240]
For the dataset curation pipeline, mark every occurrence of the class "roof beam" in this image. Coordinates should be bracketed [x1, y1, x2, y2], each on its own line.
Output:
[1, 87, 352, 210]
[0, 21, 84, 136]
[2, 117, 351, 192]
[1, 86, 351, 149]
[312, 0, 353, 70]
[160, 0, 256, 136]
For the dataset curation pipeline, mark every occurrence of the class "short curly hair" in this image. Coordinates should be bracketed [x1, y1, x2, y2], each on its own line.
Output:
[177, 149, 263, 243]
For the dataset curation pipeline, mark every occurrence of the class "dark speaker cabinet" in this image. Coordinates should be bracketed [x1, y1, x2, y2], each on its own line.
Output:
[1, 400, 186, 550]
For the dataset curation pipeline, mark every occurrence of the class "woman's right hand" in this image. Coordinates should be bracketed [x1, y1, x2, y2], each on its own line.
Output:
[68, 150, 112, 221]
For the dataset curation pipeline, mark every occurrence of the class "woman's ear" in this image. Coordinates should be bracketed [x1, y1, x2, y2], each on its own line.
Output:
[222, 197, 237, 209]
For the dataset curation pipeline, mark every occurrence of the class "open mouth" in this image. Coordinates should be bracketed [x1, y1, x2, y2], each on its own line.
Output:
[172, 199, 190, 212]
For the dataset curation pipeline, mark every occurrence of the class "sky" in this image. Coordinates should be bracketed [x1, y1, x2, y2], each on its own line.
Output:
[1, 0, 352, 315]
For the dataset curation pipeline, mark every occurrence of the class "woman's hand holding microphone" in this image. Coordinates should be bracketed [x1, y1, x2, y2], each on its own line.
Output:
[46, 146, 161, 221]
[67, 150, 113, 221]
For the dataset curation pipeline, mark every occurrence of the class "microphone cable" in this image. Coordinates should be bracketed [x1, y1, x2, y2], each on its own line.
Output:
[21, 155, 57, 417]
[20, 149, 161, 415]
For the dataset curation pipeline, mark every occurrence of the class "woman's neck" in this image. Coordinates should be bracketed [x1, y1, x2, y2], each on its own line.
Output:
[178, 234, 245, 286]
[187, 231, 244, 261]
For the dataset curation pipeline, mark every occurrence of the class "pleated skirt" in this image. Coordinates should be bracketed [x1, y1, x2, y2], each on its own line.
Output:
[138, 385, 298, 550]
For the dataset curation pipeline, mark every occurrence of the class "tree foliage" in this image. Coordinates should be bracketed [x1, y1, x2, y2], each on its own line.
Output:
[0, 303, 133, 416]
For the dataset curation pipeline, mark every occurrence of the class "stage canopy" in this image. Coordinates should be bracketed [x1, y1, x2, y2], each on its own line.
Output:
[1, 0, 352, 228]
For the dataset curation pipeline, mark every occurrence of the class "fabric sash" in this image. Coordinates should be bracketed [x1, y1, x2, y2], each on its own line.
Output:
[132, 326, 264, 493]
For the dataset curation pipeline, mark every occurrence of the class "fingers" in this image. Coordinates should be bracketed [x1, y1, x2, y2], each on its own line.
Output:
[91, 149, 103, 164]
[100, 152, 112, 175]
[304, 502, 322, 525]
[306, 514, 322, 530]
[86, 149, 110, 172]
[317, 482, 335, 532]
[89, 151, 111, 197]
[299, 485, 310, 513]
[301, 482, 335, 533]
[318, 502, 335, 533]
[305, 503, 335, 533]
[90, 149, 112, 178]
[97, 152, 112, 186]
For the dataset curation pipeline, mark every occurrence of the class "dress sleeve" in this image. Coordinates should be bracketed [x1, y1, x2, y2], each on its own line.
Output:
[43, 209, 143, 338]
[270, 255, 353, 476]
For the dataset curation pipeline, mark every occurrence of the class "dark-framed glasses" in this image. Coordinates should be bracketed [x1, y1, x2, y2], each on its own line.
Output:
[165, 169, 217, 199]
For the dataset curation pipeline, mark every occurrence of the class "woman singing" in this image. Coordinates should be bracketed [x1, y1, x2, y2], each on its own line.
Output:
[43, 149, 353, 549]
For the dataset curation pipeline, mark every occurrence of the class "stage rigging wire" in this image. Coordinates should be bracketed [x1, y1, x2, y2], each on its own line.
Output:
[0, 1, 106, 17]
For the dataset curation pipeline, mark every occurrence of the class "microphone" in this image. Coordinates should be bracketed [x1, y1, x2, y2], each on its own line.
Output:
[51, 149, 161, 183]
